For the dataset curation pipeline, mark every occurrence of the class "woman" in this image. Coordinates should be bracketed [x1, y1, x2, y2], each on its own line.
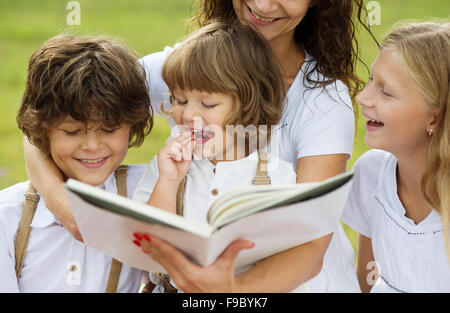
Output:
[24, 0, 374, 292]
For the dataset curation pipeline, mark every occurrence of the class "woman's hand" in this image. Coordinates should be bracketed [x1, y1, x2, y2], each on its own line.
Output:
[132, 233, 254, 292]
[157, 131, 194, 184]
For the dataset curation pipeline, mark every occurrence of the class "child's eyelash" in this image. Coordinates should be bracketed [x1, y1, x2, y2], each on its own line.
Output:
[63, 129, 80, 136]
[102, 127, 119, 133]
[202, 103, 217, 109]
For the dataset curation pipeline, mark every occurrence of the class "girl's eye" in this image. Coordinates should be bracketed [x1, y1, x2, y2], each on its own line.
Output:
[63, 129, 80, 136]
[202, 103, 217, 109]
[174, 97, 188, 105]
[381, 88, 393, 97]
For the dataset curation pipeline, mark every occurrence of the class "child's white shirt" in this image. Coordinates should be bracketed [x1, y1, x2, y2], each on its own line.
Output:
[133, 151, 296, 225]
[341, 149, 450, 292]
[133, 151, 318, 292]
[0, 164, 145, 293]
[140, 48, 359, 292]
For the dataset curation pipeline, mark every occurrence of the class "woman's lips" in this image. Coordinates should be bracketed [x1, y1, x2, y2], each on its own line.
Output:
[75, 156, 110, 169]
[245, 3, 281, 26]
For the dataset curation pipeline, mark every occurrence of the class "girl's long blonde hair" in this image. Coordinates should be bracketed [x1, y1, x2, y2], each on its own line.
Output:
[381, 22, 450, 260]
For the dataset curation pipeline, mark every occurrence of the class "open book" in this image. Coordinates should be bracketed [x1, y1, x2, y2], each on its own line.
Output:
[65, 171, 353, 273]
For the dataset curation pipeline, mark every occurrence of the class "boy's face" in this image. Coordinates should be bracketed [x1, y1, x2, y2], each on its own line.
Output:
[47, 117, 130, 186]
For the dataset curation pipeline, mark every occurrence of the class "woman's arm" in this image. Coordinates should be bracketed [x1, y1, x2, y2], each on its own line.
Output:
[23, 137, 82, 241]
[355, 234, 376, 293]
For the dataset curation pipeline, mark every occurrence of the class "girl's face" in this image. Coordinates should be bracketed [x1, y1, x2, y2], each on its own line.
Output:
[232, 0, 311, 43]
[48, 118, 130, 186]
[171, 88, 237, 164]
[356, 49, 436, 155]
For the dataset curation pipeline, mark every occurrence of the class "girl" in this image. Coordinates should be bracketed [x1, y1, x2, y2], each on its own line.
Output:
[133, 21, 309, 293]
[23, 0, 375, 292]
[341, 22, 450, 292]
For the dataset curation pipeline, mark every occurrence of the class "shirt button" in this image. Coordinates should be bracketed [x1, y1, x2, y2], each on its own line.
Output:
[211, 188, 219, 196]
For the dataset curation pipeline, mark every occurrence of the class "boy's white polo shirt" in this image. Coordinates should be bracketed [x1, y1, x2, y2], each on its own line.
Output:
[0, 164, 145, 292]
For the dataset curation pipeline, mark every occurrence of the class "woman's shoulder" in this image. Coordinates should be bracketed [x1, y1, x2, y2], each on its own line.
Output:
[139, 46, 175, 70]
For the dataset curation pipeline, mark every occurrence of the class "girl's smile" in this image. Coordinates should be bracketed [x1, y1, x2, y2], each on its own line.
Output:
[171, 89, 236, 164]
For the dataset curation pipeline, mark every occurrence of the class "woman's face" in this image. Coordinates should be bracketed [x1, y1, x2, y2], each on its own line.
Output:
[232, 0, 311, 43]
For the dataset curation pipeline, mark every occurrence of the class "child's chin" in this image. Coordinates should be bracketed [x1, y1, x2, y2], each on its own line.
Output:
[72, 172, 110, 187]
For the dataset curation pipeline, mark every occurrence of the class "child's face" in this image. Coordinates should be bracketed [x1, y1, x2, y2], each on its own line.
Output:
[356, 49, 436, 155]
[171, 88, 236, 163]
[47, 117, 131, 186]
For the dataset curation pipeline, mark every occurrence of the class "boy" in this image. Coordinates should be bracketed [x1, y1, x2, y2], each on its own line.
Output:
[0, 34, 153, 292]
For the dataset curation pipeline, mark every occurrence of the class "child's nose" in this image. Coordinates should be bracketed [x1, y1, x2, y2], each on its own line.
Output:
[356, 84, 374, 108]
[182, 104, 202, 124]
[81, 131, 102, 150]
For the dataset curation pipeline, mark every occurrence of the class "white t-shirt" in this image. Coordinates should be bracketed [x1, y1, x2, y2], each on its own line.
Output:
[133, 151, 297, 224]
[133, 151, 316, 292]
[341, 149, 450, 292]
[0, 165, 145, 293]
[139, 48, 358, 292]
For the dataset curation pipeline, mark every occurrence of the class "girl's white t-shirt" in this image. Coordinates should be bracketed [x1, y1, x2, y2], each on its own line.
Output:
[139, 48, 359, 292]
[341, 149, 450, 292]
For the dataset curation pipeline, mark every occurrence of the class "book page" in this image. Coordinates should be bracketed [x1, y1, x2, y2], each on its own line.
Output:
[203, 181, 353, 270]
[67, 190, 214, 272]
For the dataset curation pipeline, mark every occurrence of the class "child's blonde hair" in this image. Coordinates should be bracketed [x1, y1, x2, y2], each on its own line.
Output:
[161, 20, 286, 149]
[381, 22, 450, 259]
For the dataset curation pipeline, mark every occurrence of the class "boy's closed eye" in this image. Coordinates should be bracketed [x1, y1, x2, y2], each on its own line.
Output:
[62, 129, 81, 136]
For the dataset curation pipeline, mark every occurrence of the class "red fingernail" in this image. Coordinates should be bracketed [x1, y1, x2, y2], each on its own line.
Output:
[142, 234, 151, 242]
[132, 239, 141, 247]
[133, 232, 142, 241]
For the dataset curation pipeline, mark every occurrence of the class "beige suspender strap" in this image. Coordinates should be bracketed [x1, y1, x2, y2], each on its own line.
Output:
[14, 183, 40, 279]
[253, 151, 271, 185]
[161, 152, 271, 292]
[176, 176, 187, 217]
[105, 165, 129, 293]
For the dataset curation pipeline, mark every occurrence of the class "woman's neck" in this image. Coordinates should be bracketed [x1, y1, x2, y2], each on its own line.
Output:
[268, 31, 305, 89]
[395, 146, 433, 224]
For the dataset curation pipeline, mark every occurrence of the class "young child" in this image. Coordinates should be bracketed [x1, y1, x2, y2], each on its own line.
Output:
[132, 21, 324, 293]
[0, 34, 153, 292]
[341, 22, 450, 292]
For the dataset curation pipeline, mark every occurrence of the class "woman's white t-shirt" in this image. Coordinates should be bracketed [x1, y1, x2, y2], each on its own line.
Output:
[139, 48, 359, 292]
[341, 149, 450, 292]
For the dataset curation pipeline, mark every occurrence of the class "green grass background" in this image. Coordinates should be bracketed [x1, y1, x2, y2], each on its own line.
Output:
[0, 0, 449, 252]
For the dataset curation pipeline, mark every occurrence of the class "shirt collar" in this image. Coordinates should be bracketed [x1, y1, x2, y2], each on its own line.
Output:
[30, 172, 118, 228]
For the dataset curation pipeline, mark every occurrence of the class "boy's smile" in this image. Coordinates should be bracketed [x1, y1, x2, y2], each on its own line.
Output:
[48, 118, 130, 186]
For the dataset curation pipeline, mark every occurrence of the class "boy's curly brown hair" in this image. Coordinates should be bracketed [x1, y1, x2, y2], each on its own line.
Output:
[17, 34, 153, 155]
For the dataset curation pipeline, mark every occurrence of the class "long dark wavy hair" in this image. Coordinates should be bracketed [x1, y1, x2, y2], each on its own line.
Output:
[190, 0, 378, 118]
